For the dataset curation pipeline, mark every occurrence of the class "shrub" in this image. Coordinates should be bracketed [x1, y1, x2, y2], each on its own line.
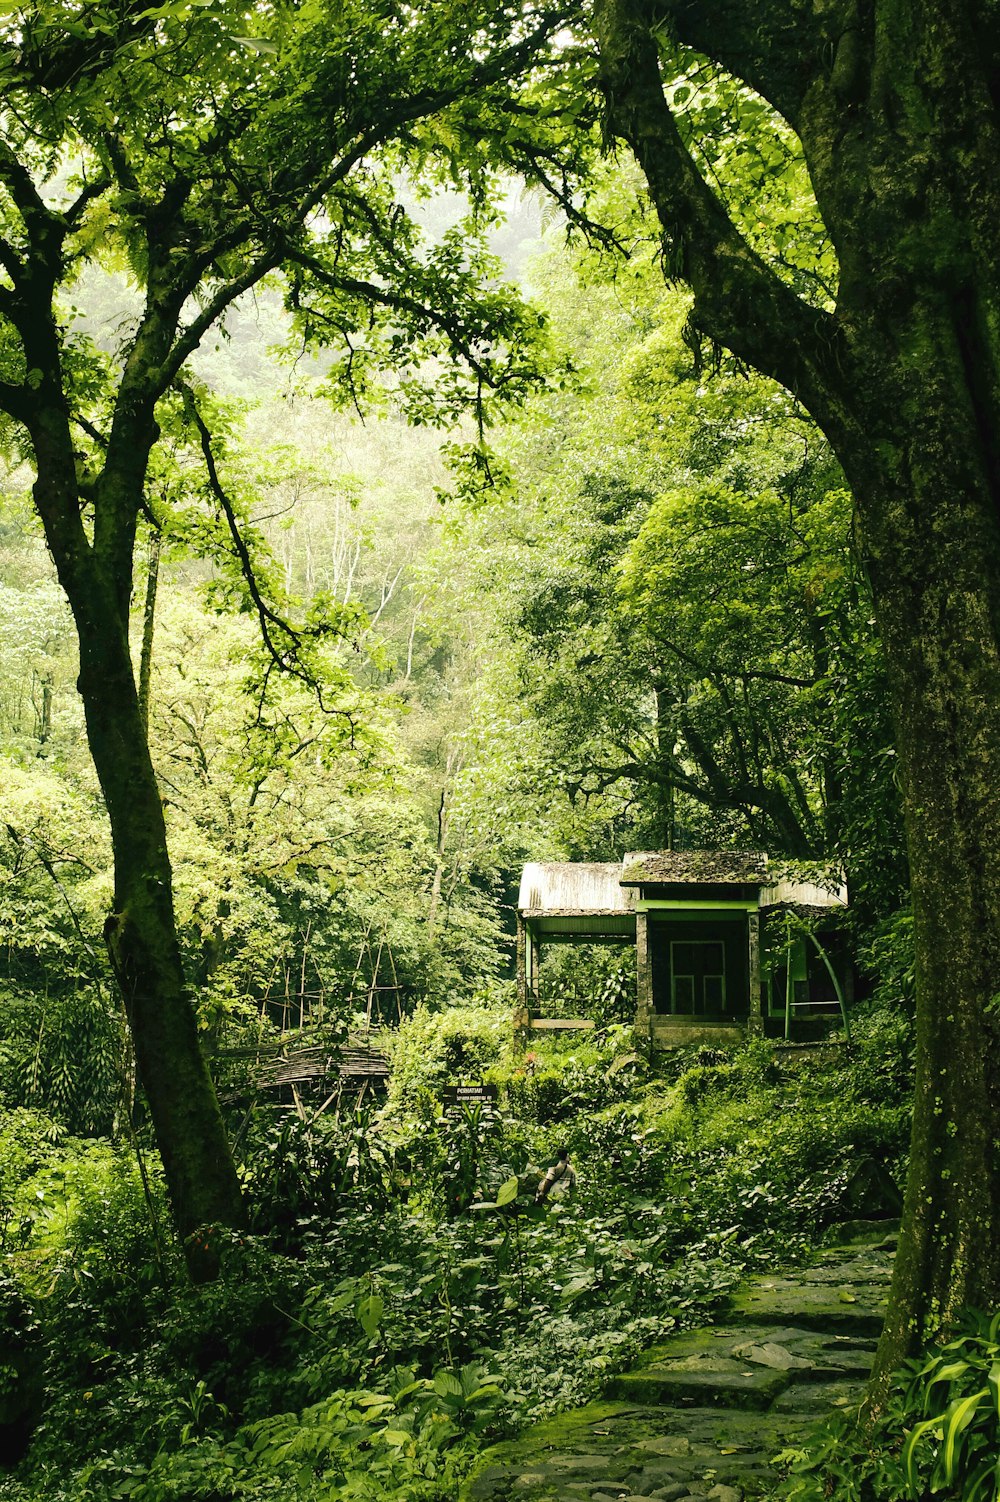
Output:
[780, 1310, 1000, 1501]
[241, 1109, 394, 1250]
[385, 1004, 512, 1118]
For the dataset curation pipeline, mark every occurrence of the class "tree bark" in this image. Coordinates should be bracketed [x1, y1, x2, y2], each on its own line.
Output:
[137, 530, 161, 739]
[87, 592, 244, 1268]
[56, 507, 245, 1269]
[592, 0, 1000, 1384]
[20, 319, 244, 1270]
[834, 324, 1000, 1379]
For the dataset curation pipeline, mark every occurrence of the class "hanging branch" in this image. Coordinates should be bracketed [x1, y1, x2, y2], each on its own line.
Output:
[5, 824, 105, 987]
[177, 379, 356, 724]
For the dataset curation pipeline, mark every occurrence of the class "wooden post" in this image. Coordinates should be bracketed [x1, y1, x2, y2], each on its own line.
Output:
[516, 913, 527, 1013]
[635, 910, 653, 1039]
[514, 915, 530, 1048]
[528, 928, 541, 1005]
[784, 913, 794, 1041]
[747, 909, 763, 1035]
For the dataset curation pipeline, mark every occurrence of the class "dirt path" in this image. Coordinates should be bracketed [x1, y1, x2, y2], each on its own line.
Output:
[461, 1226, 895, 1502]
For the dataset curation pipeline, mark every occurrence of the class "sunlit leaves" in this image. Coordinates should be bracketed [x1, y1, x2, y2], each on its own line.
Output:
[657, 42, 837, 310]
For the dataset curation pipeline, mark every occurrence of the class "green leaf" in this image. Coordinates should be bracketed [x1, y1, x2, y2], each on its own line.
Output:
[357, 1294, 383, 1337]
[495, 1176, 519, 1207]
[939, 1388, 988, 1482]
[902, 1417, 941, 1497]
[232, 35, 279, 53]
[987, 1359, 1000, 1419]
[433, 1369, 464, 1399]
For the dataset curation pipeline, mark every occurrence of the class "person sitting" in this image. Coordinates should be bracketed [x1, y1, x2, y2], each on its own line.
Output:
[535, 1146, 577, 1203]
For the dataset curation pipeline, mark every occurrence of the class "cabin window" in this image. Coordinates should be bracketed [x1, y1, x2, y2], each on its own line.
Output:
[670, 940, 726, 1014]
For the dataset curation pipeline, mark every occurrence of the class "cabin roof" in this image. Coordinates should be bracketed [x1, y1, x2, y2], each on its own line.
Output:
[518, 861, 635, 916]
[518, 852, 847, 917]
[620, 849, 770, 887]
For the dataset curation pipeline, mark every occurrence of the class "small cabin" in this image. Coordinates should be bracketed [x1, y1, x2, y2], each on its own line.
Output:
[516, 851, 849, 1046]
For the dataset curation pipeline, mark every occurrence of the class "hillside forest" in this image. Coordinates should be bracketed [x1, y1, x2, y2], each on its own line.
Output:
[2, 2, 1000, 1499]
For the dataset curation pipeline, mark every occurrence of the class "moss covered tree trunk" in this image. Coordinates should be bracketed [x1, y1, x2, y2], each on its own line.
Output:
[592, 0, 1000, 1381]
[835, 323, 1000, 1376]
[78, 575, 245, 1260]
[17, 270, 244, 1270]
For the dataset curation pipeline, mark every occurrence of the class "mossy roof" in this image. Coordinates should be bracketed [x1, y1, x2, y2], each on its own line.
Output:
[620, 849, 770, 886]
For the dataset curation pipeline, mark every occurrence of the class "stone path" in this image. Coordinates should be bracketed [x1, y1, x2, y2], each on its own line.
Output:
[461, 1225, 896, 1502]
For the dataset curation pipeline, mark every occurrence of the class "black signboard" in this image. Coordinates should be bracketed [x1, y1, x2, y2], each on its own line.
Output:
[442, 1084, 498, 1104]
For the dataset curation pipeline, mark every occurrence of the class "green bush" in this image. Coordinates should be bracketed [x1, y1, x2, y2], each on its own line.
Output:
[0, 986, 125, 1138]
[676, 1061, 742, 1105]
[781, 1310, 1000, 1501]
[241, 1108, 395, 1249]
[385, 1003, 513, 1119]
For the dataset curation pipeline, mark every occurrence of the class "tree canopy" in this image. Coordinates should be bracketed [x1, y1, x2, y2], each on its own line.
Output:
[0, 0, 580, 1257]
[1, 0, 998, 1414]
[583, 0, 1000, 1386]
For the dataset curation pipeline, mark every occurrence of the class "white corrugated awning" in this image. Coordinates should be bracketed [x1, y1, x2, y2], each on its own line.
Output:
[519, 862, 636, 937]
[518, 861, 635, 916]
[759, 874, 848, 911]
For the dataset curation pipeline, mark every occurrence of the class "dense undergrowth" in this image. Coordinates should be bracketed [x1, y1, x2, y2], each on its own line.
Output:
[0, 1001, 912, 1501]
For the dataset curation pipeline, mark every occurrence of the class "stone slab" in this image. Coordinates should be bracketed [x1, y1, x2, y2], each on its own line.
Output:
[770, 1379, 865, 1416]
[618, 1325, 875, 1385]
[607, 1364, 790, 1410]
[462, 1402, 818, 1500]
[725, 1277, 888, 1336]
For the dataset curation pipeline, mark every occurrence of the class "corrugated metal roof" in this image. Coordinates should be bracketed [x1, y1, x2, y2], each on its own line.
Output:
[621, 850, 770, 886]
[518, 855, 849, 914]
[760, 874, 848, 911]
[518, 862, 635, 914]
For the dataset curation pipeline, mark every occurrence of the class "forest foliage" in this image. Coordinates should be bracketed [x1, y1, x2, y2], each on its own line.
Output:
[1, 1010, 915, 1501]
[0, 195, 924, 1499]
[7, 0, 999, 1493]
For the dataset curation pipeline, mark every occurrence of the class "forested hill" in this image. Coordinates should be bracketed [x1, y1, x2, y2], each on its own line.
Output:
[0, 208, 918, 1500]
[0, 179, 907, 1097]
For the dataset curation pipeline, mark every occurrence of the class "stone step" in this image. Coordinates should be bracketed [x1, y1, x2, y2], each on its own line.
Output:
[725, 1276, 889, 1337]
[771, 1377, 866, 1415]
[462, 1401, 819, 1500]
[605, 1322, 877, 1410]
[722, 1245, 893, 1337]
[607, 1361, 791, 1410]
[460, 1238, 894, 1502]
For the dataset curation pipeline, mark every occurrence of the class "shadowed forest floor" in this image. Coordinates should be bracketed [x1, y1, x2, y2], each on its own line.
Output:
[462, 1225, 896, 1502]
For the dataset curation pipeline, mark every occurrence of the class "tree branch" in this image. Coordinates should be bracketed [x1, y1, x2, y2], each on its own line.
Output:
[65, 171, 113, 228]
[0, 377, 31, 424]
[156, 250, 282, 394]
[176, 381, 354, 723]
[72, 411, 109, 449]
[0, 234, 25, 286]
[283, 250, 534, 408]
[593, 0, 856, 444]
[648, 0, 822, 127]
[0, 138, 52, 225]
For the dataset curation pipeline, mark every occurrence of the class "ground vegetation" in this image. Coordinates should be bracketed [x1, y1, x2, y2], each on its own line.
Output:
[0, 1010, 912, 1500]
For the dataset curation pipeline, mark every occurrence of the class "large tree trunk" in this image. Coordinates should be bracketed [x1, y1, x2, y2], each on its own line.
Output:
[798, 1, 1000, 1383]
[27, 381, 244, 1271]
[836, 321, 1000, 1379]
[76, 566, 245, 1266]
[591, 0, 1000, 1386]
